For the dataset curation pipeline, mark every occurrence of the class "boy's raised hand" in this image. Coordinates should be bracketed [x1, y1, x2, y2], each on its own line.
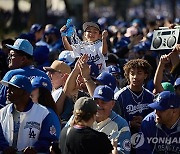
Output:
[60, 25, 67, 33]
[102, 30, 108, 40]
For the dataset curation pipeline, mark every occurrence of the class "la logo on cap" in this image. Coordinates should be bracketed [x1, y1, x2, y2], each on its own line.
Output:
[98, 88, 103, 95]
[42, 82, 48, 87]
[112, 67, 116, 71]
[11, 76, 17, 82]
[156, 96, 161, 102]
[15, 42, 19, 46]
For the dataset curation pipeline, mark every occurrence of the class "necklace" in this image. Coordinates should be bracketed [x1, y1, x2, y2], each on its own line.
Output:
[128, 86, 144, 104]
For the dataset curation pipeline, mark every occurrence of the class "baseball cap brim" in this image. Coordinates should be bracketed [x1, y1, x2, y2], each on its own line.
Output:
[5, 44, 20, 51]
[83, 22, 101, 31]
[5, 43, 33, 56]
[96, 78, 104, 84]
[43, 67, 57, 72]
[93, 94, 111, 102]
[0, 80, 21, 89]
[58, 58, 74, 66]
[148, 102, 167, 111]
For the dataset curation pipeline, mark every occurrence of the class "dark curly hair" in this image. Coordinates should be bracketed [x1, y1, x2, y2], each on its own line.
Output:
[123, 59, 152, 84]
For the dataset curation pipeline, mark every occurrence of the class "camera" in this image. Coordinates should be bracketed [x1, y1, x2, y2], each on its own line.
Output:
[150, 26, 180, 50]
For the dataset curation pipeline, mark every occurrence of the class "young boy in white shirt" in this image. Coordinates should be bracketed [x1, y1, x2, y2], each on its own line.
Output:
[60, 21, 108, 73]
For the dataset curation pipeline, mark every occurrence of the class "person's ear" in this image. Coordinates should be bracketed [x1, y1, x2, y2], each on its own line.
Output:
[144, 73, 148, 80]
[111, 100, 115, 109]
[83, 32, 87, 37]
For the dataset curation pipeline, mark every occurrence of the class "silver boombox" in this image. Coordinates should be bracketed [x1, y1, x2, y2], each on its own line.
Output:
[150, 26, 180, 50]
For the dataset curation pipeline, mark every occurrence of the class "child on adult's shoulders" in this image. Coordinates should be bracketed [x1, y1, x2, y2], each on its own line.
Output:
[60, 21, 108, 73]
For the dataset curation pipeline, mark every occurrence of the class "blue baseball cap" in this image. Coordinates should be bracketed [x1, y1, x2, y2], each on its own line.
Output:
[93, 85, 114, 102]
[96, 72, 116, 91]
[31, 76, 52, 92]
[174, 78, 180, 88]
[87, 62, 99, 78]
[58, 50, 75, 66]
[30, 24, 43, 34]
[45, 26, 59, 36]
[1, 75, 32, 93]
[148, 91, 180, 111]
[33, 46, 49, 64]
[18, 33, 36, 43]
[5, 39, 33, 56]
[107, 65, 121, 74]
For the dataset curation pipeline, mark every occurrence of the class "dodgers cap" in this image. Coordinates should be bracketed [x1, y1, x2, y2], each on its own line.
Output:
[1, 75, 32, 93]
[93, 85, 114, 102]
[148, 91, 180, 111]
[31, 76, 52, 92]
[5, 39, 33, 56]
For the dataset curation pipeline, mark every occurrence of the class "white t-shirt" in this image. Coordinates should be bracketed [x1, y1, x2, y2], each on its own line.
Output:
[52, 87, 63, 102]
[71, 40, 107, 73]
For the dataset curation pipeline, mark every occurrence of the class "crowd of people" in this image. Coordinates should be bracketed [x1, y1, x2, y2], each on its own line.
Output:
[0, 15, 180, 154]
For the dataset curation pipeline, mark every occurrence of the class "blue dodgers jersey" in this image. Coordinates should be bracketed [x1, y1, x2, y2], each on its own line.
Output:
[0, 66, 50, 107]
[114, 86, 154, 123]
[137, 112, 180, 154]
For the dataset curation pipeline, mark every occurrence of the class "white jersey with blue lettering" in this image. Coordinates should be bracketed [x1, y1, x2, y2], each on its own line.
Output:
[71, 40, 107, 73]
[0, 102, 60, 152]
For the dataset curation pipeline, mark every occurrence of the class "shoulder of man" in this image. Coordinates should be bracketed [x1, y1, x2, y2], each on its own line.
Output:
[110, 111, 130, 130]
[141, 112, 156, 130]
[0, 104, 13, 121]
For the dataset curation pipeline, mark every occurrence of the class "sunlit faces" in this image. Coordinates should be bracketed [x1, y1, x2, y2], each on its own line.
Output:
[128, 68, 147, 88]
[8, 50, 24, 69]
[47, 71, 63, 89]
[84, 26, 101, 42]
[95, 99, 114, 122]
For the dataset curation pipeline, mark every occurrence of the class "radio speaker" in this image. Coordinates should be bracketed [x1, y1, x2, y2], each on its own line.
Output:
[150, 28, 179, 50]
